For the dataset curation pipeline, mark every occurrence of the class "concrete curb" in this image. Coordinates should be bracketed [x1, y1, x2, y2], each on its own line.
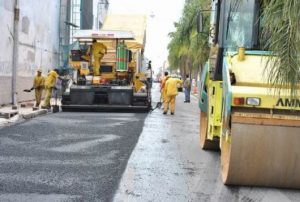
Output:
[0, 109, 48, 129]
[0, 115, 20, 129]
[21, 109, 48, 120]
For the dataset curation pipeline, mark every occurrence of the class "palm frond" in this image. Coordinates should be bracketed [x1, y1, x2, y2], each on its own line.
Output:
[167, 0, 210, 75]
[262, 0, 300, 97]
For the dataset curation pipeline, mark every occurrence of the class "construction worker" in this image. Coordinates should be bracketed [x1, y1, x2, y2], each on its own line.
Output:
[146, 61, 152, 88]
[160, 71, 170, 103]
[163, 77, 183, 115]
[134, 76, 146, 93]
[42, 69, 59, 109]
[184, 74, 191, 103]
[32, 69, 45, 107]
[81, 39, 107, 76]
[92, 40, 107, 76]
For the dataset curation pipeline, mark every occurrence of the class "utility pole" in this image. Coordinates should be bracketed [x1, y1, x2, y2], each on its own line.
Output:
[12, 0, 20, 106]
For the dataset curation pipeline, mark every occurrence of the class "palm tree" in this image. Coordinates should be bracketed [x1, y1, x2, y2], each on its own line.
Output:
[168, 0, 210, 79]
[169, 0, 300, 96]
[262, 0, 300, 96]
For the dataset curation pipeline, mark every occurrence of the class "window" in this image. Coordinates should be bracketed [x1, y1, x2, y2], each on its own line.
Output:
[222, 0, 257, 50]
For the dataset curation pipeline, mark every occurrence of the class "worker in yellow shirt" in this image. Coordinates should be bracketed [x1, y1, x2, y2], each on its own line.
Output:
[163, 77, 183, 115]
[32, 69, 45, 107]
[160, 71, 170, 103]
[82, 39, 107, 76]
[92, 40, 107, 76]
[42, 69, 59, 109]
[134, 76, 146, 93]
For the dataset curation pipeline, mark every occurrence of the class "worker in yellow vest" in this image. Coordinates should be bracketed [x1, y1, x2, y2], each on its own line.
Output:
[82, 39, 107, 76]
[163, 77, 183, 115]
[42, 69, 59, 109]
[32, 69, 45, 107]
[160, 71, 170, 103]
[92, 40, 107, 76]
[134, 76, 146, 93]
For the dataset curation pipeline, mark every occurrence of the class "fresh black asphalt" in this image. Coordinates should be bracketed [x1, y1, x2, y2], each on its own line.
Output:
[0, 112, 147, 202]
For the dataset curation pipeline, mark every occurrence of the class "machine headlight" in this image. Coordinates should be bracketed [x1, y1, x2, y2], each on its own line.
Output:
[246, 97, 260, 106]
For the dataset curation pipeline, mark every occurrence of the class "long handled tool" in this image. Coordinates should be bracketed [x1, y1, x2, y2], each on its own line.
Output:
[23, 87, 34, 93]
[150, 93, 163, 112]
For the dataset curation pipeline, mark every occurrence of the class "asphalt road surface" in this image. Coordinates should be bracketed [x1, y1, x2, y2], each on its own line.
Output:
[0, 112, 147, 202]
[1, 84, 300, 202]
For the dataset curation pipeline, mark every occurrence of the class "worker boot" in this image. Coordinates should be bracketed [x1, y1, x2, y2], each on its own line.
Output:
[41, 106, 50, 109]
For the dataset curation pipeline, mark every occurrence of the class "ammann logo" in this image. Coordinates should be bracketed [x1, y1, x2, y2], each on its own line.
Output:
[276, 98, 300, 107]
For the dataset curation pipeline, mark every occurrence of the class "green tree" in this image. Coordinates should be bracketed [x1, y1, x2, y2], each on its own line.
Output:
[262, 0, 300, 96]
[167, 0, 210, 80]
[169, 0, 300, 96]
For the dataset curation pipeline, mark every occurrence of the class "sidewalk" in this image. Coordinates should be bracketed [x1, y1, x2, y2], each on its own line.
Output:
[113, 84, 207, 202]
[0, 101, 48, 128]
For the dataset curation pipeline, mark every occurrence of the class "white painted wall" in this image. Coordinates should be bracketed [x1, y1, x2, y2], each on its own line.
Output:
[0, 1, 14, 105]
[0, 0, 60, 105]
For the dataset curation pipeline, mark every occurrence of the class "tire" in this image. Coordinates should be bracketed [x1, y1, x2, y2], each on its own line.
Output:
[200, 111, 219, 150]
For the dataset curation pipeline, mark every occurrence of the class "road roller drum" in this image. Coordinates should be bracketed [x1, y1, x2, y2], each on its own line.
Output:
[221, 112, 300, 188]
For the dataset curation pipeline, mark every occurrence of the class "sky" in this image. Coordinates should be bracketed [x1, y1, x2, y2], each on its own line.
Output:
[107, 0, 185, 71]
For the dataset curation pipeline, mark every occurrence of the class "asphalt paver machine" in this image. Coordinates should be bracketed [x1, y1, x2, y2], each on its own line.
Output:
[198, 0, 300, 188]
[61, 29, 151, 112]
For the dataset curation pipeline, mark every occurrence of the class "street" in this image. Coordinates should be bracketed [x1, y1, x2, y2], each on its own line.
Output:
[0, 111, 146, 201]
[0, 84, 300, 202]
[1, 0, 300, 201]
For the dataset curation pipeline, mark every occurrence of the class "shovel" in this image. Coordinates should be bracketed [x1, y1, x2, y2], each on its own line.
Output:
[150, 93, 163, 112]
[157, 93, 163, 109]
[23, 87, 34, 93]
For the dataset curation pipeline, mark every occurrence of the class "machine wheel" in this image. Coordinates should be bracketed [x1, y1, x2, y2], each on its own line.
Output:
[221, 113, 300, 188]
[200, 112, 219, 150]
[220, 132, 231, 184]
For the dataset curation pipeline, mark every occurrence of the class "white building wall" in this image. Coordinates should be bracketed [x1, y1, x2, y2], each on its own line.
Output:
[0, 0, 60, 105]
[0, 1, 14, 105]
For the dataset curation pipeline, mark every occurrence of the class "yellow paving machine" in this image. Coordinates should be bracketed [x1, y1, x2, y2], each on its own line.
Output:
[62, 15, 151, 112]
[198, 0, 300, 188]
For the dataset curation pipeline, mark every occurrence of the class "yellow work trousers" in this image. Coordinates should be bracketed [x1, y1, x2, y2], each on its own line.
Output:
[161, 89, 166, 103]
[93, 54, 104, 76]
[35, 89, 43, 106]
[43, 87, 53, 108]
[164, 95, 176, 113]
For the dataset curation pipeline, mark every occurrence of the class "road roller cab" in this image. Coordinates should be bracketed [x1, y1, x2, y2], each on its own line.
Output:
[198, 0, 300, 188]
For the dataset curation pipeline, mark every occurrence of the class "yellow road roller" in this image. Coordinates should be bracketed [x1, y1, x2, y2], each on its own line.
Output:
[198, 0, 300, 188]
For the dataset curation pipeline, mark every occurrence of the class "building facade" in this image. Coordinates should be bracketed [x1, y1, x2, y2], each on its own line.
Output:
[69, 0, 109, 42]
[95, 0, 109, 29]
[0, 0, 109, 105]
[0, 0, 61, 105]
[81, 0, 94, 29]
[59, 0, 71, 51]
